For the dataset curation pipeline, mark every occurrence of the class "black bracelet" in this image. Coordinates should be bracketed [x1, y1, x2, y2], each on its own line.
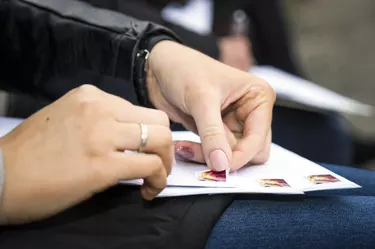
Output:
[134, 48, 152, 108]
[133, 33, 178, 105]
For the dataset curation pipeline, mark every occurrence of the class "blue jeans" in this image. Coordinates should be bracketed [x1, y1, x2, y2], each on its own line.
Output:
[205, 165, 375, 249]
[272, 107, 352, 165]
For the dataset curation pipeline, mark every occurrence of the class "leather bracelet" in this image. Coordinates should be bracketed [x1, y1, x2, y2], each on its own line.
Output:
[133, 34, 176, 108]
[134, 48, 152, 108]
[136, 49, 150, 73]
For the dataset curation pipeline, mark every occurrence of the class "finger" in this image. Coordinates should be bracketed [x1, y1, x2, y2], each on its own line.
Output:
[113, 123, 173, 175]
[230, 128, 272, 172]
[189, 94, 232, 171]
[173, 124, 236, 164]
[141, 170, 167, 201]
[231, 103, 273, 171]
[223, 111, 242, 134]
[250, 129, 272, 165]
[123, 106, 170, 127]
[173, 141, 205, 163]
[109, 153, 168, 200]
[104, 93, 170, 127]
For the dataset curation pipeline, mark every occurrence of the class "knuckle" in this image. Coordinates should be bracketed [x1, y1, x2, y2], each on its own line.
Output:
[258, 79, 276, 101]
[270, 88, 276, 103]
[201, 124, 224, 141]
[154, 127, 173, 174]
[155, 110, 170, 127]
[85, 132, 112, 155]
[75, 84, 100, 95]
[155, 174, 167, 190]
[247, 77, 276, 105]
[265, 82, 276, 103]
[252, 144, 271, 165]
[150, 156, 165, 175]
[152, 155, 164, 168]
[74, 91, 104, 115]
[158, 126, 173, 147]
[82, 121, 114, 155]
[165, 160, 172, 176]
[253, 150, 270, 165]
[90, 156, 115, 185]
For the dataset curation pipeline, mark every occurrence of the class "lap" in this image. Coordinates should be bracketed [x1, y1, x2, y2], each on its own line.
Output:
[206, 196, 375, 249]
[0, 186, 232, 249]
[206, 165, 375, 249]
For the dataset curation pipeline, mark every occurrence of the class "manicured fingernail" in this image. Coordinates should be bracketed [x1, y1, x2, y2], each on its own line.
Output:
[175, 146, 194, 160]
[209, 149, 229, 171]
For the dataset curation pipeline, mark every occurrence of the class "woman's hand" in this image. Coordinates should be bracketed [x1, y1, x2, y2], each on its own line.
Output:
[0, 85, 173, 225]
[148, 41, 275, 172]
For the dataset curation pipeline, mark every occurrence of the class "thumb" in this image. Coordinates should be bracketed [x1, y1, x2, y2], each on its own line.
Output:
[190, 97, 232, 171]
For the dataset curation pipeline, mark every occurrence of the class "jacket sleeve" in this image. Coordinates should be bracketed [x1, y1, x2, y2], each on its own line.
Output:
[0, 0, 180, 105]
[84, 0, 219, 59]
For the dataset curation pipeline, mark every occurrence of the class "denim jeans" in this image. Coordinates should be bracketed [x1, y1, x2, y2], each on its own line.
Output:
[205, 165, 375, 249]
[272, 107, 352, 165]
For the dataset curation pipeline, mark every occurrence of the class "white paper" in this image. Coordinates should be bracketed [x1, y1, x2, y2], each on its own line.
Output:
[251, 66, 374, 116]
[0, 118, 360, 198]
[123, 131, 360, 197]
[162, 0, 213, 35]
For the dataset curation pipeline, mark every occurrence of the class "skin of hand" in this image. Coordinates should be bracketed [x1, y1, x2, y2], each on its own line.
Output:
[147, 40, 276, 172]
[0, 85, 173, 225]
[218, 35, 253, 72]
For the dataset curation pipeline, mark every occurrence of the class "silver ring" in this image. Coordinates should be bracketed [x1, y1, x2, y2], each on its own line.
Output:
[139, 123, 149, 150]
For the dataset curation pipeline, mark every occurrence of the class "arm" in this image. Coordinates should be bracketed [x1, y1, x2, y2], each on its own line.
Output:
[85, 0, 220, 59]
[0, 0, 179, 104]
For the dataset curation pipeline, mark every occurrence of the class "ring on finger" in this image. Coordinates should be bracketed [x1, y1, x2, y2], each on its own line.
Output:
[139, 123, 149, 151]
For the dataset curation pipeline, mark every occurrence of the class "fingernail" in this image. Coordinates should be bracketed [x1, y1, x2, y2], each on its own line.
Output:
[209, 149, 229, 171]
[175, 146, 194, 161]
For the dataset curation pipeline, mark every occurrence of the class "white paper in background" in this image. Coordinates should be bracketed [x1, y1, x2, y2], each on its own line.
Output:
[251, 66, 374, 116]
[0, 117, 23, 137]
[161, 0, 213, 35]
[162, 2, 374, 117]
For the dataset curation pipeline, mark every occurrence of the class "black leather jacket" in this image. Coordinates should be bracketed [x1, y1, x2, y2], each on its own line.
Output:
[0, 0, 179, 105]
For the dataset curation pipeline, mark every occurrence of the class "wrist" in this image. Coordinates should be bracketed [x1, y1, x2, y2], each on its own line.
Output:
[146, 40, 177, 107]
[146, 54, 159, 107]
[147, 40, 173, 79]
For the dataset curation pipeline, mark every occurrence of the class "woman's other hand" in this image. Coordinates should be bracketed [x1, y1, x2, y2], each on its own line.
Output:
[0, 85, 173, 225]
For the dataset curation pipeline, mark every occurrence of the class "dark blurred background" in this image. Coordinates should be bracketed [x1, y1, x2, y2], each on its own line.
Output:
[284, 0, 375, 169]
[286, 0, 375, 136]
[1, 0, 375, 168]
